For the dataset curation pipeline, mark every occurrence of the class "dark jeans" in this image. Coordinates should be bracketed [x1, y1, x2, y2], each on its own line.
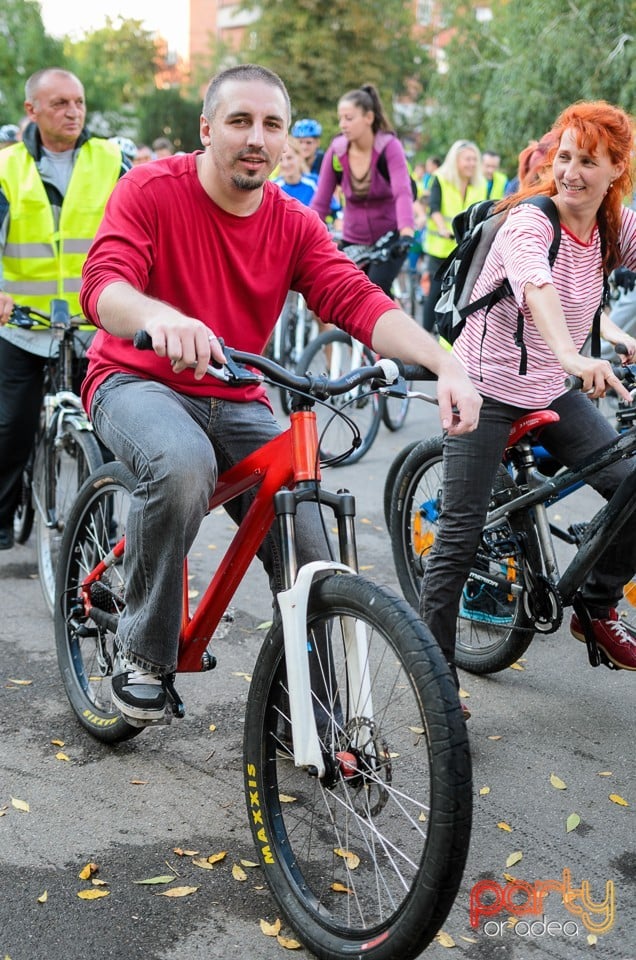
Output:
[420, 391, 636, 667]
[91, 374, 332, 674]
[0, 338, 45, 528]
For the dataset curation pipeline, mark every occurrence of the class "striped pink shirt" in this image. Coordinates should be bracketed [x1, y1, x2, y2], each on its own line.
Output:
[453, 202, 636, 407]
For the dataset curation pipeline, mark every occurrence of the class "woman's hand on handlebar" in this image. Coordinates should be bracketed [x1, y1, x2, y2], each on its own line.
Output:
[0, 292, 15, 326]
[144, 315, 226, 379]
[564, 351, 632, 402]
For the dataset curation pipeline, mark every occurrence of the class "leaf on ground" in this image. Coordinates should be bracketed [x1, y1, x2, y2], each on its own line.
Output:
[187, 589, 199, 599]
[55, 752, 71, 762]
[609, 793, 629, 807]
[192, 858, 214, 870]
[37, 891, 47, 903]
[331, 882, 353, 894]
[92, 879, 108, 886]
[232, 671, 252, 681]
[506, 851, 523, 867]
[503, 872, 518, 883]
[276, 935, 302, 949]
[479, 786, 490, 796]
[334, 848, 360, 870]
[409, 726, 425, 735]
[566, 813, 581, 833]
[78, 862, 98, 880]
[359, 564, 374, 571]
[418, 811, 427, 822]
[550, 773, 567, 790]
[260, 918, 281, 937]
[208, 724, 216, 732]
[51, 739, 64, 747]
[278, 794, 297, 803]
[257, 622, 272, 630]
[232, 864, 247, 881]
[207, 851, 227, 864]
[587, 934, 598, 945]
[458, 688, 470, 698]
[597, 771, 612, 777]
[10, 797, 29, 813]
[240, 859, 259, 868]
[77, 889, 109, 900]
[0, 806, 8, 817]
[157, 886, 198, 898]
[8, 679, 32, 686]
[360, 517, 372, 524]
[497, 822, 512, 832]
[130, 780, 149, 785]
[509, 662, 524, 671]
[460, 935, 478, 943]
[173, 848, 199, 857]
[488, 735, 502, 741]
[435, 930, 456, 947]
[134, 875, 175, 885]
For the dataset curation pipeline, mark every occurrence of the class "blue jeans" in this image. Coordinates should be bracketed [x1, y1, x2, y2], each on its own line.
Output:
[91, 374, 330, 673]
[420, 390, 636, 667]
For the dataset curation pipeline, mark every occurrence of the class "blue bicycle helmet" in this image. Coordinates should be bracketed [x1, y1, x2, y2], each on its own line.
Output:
[291, 118, 322, 138]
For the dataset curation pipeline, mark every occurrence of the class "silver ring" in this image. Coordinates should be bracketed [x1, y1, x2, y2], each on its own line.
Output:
[208, 333, 217, 342]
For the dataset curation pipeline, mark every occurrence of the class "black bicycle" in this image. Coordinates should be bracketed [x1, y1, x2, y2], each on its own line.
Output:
[386, 360, 636, 674]
[10, 300, 104, 615]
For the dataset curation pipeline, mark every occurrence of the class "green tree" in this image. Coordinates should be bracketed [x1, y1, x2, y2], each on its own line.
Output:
[427, 0, 636, 173]
[0, 0, 65, 120]
[238, 0, 431, 140]
[137, 88, 203, 152]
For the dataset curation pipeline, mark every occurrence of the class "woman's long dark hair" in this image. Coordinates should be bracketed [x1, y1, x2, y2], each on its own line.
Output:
[338, 83, 393, 134]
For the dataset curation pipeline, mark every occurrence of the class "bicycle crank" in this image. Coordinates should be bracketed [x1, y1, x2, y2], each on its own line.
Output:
[522, 575, 563, 632]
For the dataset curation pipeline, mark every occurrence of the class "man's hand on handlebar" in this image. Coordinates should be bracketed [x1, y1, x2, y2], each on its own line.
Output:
[143, 315, 226, 379]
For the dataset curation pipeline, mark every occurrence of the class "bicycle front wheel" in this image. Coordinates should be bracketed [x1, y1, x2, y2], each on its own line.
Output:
[54, 461, 142, 743]
[35, 424, 104, 617]
[244, 573, 472, 960]
[389, 437, 535, 673]
[297, 330, 381, 465]
[13, 454, 35, 545]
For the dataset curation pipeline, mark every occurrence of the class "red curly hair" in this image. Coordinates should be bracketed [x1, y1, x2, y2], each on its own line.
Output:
[498, 100, 635, 271]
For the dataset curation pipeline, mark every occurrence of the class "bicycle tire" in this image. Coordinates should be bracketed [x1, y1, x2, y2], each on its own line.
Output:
[244, 573, 472, 960]
[389, 437, 536, 673]
[382, 439, 420, 531]
[54, 460, 142, 743]
[13, 455, 35, 544]
[275, 300, 296, 415]
[296, 329, 381, 465]
[35, 424, 104, 617]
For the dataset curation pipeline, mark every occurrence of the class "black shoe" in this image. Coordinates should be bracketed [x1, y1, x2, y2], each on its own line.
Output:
[111, 655, 167, 722]
[0, 526, 14, 550]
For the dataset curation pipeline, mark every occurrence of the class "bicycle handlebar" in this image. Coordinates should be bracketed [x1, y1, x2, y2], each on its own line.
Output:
[564, 350, 636, 392]
[9, 299, 83, 331]
[132, 329, 435, 398]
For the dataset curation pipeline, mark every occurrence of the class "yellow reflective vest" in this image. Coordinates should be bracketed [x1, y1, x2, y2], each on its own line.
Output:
[424, 176, 487, 260]
[0, 138, 121, 321]
[486, 169, 508, 200]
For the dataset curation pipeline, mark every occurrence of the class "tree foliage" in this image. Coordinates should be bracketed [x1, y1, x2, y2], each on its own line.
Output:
[0, 0, 65, 120]
[237, 0, 429, 140]
[427, 0, 636, 172]
[136, 88, 203, 152]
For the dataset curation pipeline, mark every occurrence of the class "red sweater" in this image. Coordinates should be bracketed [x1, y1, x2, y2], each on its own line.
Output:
[80, 153, 394, 412]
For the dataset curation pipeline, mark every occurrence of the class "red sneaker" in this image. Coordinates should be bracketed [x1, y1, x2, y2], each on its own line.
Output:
[570, 610, 636, 671]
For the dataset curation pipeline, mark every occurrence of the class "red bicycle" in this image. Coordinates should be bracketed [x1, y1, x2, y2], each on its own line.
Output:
[54, 340, 471, 960]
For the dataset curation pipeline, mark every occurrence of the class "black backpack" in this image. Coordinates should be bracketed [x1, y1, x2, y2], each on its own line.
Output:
[434, 195, 562, 374]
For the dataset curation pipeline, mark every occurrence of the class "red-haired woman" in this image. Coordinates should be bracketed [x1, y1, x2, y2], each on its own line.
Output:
[419, 100, 636, 702]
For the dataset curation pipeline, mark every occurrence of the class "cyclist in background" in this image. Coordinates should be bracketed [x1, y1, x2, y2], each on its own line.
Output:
[291, 117, 324, 177]
[0, 67, 128, 551]
[79, 63, 481, 725]
[310, 83, 415, 297]
[273, 136, 318, 205]
[419, 100, 636, 705]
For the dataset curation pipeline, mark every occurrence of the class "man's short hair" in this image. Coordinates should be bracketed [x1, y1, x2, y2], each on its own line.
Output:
[203, 64, 291, 125]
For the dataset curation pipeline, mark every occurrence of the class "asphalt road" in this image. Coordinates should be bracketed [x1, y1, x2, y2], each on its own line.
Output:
[1, 387, 634, 960]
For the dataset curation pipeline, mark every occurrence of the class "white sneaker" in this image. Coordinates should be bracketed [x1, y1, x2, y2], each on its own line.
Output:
[111, 655, 166, 721]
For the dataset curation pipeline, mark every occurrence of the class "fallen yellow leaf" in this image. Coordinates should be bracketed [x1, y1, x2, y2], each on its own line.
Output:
[55, 752, 70, 762]
[506, 851, 523, 867]
[92, 879, 108, 886]
[566, 813, 581, 833]
[51, 739, 64, 747]
[78, 862, 98, 880]
[435, 930, 456, 947]
[497, 822, 512, 832]
[232, 864, 247, 881]
[208, 724, 216, 732]
[479, 786, 490, 796]
[331, 882, 353, 894]
[488, 735, 502, 740]
[609, 793, 629, 807]
[503, 872, 517, 883]
[278, 794, 297, 803]
[587, 934, 598, 945]
[133, 875, 175, 885]
[10, 797, 29, 813]
[173, 848, 199, 857]
[232, 671, 252, 681]
[334, 848, 360, 870]
[409, 726, 425, 735]
[37, 891, 47, 903]
[8, 678, 32, 686]
[157, 886, 198, 898]
[550, 773, 567, 790]
[187, 589, 199, 599]
[192, 858, 214, 870]
[77, 889, 110, 900]
[460, 935, 478, 943]
[597, 771, 612, 777]
[260, 918, 282, 937]
[276, 935, 302, 950]
[458, 688, 470, 698]
[207, 851, 227, 864]
[240, 859, 259, 868]
[509, 662, 524, 670]
[130, 779, 149, 785]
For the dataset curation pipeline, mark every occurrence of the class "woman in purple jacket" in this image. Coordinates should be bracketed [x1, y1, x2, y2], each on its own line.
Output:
[311, 83, 415, 296]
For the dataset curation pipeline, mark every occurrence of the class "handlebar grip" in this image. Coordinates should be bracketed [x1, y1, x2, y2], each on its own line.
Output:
[616, 342, 628, 357]
[133, 330, 153, 350]
[564, 374, 583, 391]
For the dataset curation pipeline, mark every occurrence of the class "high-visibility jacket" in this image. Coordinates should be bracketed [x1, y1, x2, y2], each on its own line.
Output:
[0, 138, 121, 322]
[486, 169, 508, 200]
[424, 176, 487, 260]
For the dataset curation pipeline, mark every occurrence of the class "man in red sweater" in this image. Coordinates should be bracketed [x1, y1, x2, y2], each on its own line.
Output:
[80, 63, 481, 724]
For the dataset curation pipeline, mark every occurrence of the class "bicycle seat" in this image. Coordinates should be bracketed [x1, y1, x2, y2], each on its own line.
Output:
[506, 410, 560, 449]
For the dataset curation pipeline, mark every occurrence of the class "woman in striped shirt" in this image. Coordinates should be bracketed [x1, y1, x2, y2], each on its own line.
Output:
[421, 100, 636, 694]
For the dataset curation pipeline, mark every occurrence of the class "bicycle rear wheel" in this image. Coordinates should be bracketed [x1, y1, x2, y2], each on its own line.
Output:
[54, 461, 142, 743]
[389, 437, 535, 673]
[382, 439, 420, 531]
[244, 573, 472, 960]
[297, 330, 381, 465]
[35, 424, 103, 617]
[13, 454, 35, 545]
